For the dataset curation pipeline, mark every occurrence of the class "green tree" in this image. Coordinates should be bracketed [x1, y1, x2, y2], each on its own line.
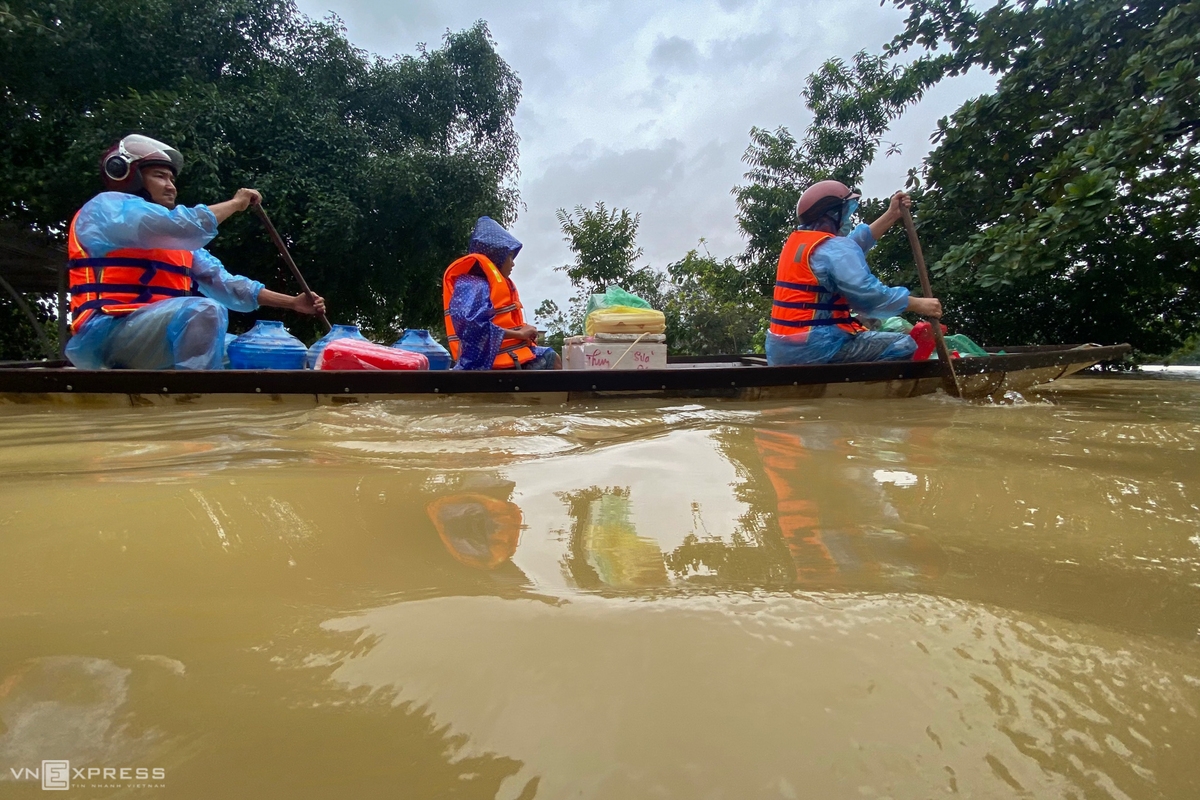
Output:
[794, 0, 1200, 355]
[732, 51, 936, 293]
[660, 247, 769, 356]
[1, 0, 521, 346]
[532, 298, 569, 352]
[543, 202, 664, 334]
[0, 295, 55, 360]
[542, 201, 771, 356]
[555, 202, 661, 299]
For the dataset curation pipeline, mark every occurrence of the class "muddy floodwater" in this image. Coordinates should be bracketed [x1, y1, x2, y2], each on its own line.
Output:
[0, 376, 1198, 799]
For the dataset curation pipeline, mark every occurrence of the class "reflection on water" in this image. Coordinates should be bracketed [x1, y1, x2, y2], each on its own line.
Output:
[562, 488, 668, 590]
[0, 657, 163, 770]
[0, 377, 1198, 798]
[661, 421, 946, 590]
[426, 474, 524, 573]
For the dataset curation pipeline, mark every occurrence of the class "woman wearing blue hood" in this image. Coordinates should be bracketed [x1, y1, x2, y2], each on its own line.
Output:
[441, 217, 561, 370]
[765, 181, 942, 366]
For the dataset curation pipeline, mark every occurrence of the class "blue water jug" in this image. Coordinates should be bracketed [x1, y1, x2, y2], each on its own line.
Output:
[306, 324, 369, 369]
[393, 329, 452, 370]
[227, 320, 307, 370]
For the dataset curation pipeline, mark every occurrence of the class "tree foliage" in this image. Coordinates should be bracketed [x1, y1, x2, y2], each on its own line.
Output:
[0, 295, 54, 360]
[0, 0, 521, 344]
[879, 0, 1197, 353]
[540, 202, 664, 336]
[554, 203, 656, 299]
[732, 0, 1198, 355]
[732, 52, 935, 292]
[661, 248, 770, 356]
[538, 203, 766, 356]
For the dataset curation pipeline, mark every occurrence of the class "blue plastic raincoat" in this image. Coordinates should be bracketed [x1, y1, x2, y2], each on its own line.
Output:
[765, 224, 917, 365]
[448, 217, 557, 370]
[64, 193, 264, 370]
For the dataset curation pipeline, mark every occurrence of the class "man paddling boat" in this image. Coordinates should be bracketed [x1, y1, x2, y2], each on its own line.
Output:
[442, 216, 561, 370]
[65, 134, 325, 370]
[765, 181, 942, 366]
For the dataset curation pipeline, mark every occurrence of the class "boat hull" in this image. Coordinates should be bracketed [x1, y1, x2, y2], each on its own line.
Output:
[0, 344, 1130, 407]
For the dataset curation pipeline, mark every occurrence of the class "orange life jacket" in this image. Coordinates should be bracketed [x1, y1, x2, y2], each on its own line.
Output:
[442, 254, 536, 369]
[769, 230, 865, 336]
[67, 209, 195, 334]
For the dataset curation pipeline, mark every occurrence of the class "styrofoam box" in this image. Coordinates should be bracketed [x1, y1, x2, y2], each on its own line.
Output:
[564, 340, 667, 370]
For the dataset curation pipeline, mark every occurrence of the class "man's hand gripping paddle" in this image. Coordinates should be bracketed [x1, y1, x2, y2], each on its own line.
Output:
[900, 208, 962, 398]
[252, 204, 332, 333]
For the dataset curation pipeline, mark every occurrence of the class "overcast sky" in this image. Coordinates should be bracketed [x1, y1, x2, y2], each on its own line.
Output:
[295, 0, 994, 313]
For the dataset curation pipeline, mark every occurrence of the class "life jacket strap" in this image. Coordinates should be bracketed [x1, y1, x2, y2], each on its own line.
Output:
[72, 298, 167, 315]
[498, 341, 535, 368]
[69, 257, 192, 277]
[772, 300, 853, 312]
[69, 283, 192, 297]
[775, 279, 826, 293]
[70, 284, 191, 309]
[770, 317, 856, 329]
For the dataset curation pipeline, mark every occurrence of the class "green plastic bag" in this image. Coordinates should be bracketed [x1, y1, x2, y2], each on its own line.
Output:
[879, 316, 914, 334]
[585, 286, 652, 317]
[936, 333, 990, 358]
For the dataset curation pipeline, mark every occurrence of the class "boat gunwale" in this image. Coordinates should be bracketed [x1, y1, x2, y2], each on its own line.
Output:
[0, 343, 1131, 397]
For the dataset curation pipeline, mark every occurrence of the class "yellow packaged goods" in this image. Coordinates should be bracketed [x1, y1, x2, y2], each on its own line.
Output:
[583, 286, 668, 337]
[585, 306, 667, 336]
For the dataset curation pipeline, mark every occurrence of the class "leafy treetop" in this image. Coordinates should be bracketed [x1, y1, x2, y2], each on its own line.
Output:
[0, 0, 522, 343]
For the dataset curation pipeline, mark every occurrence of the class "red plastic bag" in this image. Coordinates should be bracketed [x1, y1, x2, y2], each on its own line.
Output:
[316, 338, 428, 370]
[909, 320, 947, 361]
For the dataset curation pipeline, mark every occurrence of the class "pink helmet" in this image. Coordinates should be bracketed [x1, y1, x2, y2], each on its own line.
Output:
[100, 134, 183, 194]
[796, 180, 860, 224]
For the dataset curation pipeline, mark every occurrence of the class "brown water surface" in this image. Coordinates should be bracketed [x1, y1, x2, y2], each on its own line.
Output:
[0, 377, 1198, 798]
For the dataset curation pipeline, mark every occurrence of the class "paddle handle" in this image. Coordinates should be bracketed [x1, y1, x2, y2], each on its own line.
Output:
[900, 208, 961, 397]
[252, 204, 332, 332]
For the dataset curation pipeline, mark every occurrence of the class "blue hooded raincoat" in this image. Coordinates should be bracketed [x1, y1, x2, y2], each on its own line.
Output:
[447, 217, 557, 370]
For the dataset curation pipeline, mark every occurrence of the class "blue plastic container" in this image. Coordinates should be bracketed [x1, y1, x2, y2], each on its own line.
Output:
[227, 320, 307, 370]
[306, 324, 369, 369]
[393, 329, 452, 370]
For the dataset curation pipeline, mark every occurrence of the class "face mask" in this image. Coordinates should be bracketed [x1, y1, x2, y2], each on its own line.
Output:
[838, 199, 859, 236]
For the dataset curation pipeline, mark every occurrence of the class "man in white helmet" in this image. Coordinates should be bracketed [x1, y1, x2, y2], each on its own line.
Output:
[64, 134, 325, 370]
[765, 180, 941, 366]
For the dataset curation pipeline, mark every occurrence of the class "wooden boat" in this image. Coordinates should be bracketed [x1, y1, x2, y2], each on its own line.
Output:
[0, 343, 1129, 407]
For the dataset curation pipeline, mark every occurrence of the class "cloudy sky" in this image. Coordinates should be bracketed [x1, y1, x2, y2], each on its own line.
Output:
[295, 0, 994, 312]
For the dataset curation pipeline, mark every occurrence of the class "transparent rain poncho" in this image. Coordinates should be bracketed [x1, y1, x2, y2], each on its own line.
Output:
[64, 192, 265, 370]
[766, 223, 917, 365]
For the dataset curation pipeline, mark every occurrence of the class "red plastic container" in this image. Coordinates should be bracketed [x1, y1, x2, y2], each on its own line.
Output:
[316, 338, 428, 370]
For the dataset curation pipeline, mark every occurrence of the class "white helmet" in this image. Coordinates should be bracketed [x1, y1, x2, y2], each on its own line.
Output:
[100, 134, 183, 193]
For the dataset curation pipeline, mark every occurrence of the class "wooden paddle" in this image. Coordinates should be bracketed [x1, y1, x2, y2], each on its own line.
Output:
[900, 207, 962, 398]
[252, 203, 332, 332]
